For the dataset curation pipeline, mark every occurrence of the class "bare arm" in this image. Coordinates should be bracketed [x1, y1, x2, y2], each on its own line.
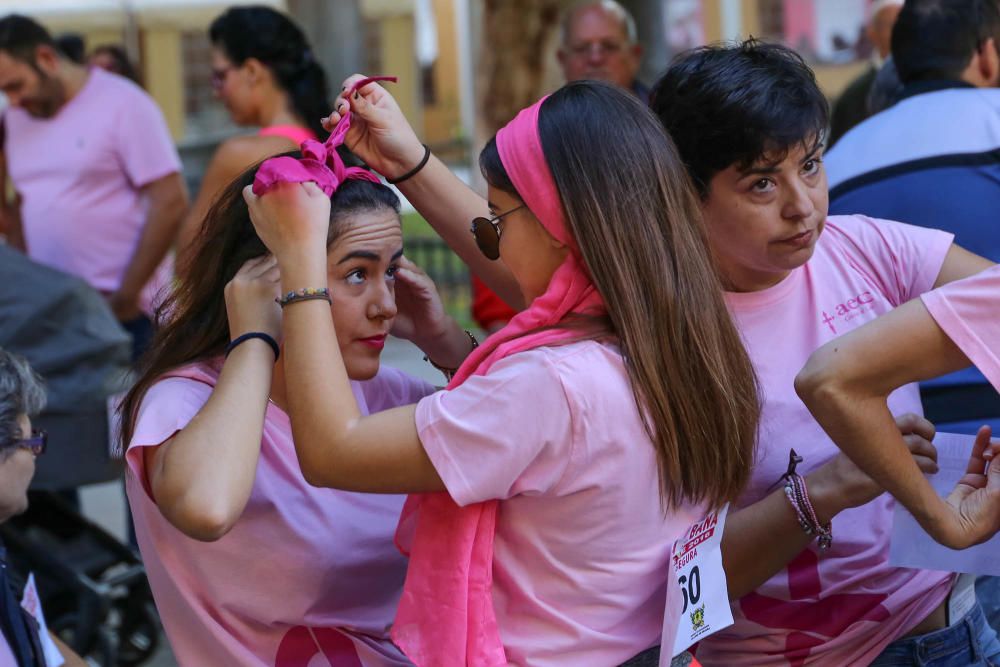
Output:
[243, 182, 445, 493]
[111, 172, 189, 320]
[327, 75, 524, 310]
[796, 298, 1000, 548]
[143, 256, 280, 541]
[723, 412, 938, 598]
[933, 243, 995, 288]
[0, 148, 25, 250]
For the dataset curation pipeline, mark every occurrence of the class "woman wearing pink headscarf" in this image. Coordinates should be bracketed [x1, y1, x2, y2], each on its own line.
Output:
[240, 78, 759, 665]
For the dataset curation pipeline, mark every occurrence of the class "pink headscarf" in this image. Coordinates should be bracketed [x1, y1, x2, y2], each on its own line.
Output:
[251, 77, 397, 196]
[391, 96, 606, 665]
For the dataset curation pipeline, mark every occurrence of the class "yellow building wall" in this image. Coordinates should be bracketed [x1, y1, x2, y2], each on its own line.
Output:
[422, 0, 462, 150]
[380, 14, 422, 139]
[141, 28, 186, 141]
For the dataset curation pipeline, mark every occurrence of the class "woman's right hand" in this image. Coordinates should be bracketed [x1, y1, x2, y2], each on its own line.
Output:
[324, 73, 427, 180]
[224, 255, 282, 342]
[807, 412, 940, 522]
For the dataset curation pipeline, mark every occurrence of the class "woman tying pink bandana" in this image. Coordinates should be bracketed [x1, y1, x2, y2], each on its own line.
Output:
[118, 77, 474, 666]
[241, 79, 759, 665]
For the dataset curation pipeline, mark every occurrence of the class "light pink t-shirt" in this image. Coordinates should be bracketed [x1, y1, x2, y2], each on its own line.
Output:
[923, 264, 1000, 391]
[4, 68, 181, 315]
[414, 340, 703, 666]
[126, 363, 433, 667]
[696, 215, 955, 666]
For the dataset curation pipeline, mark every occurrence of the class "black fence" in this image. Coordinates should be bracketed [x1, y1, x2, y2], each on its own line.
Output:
[404, 236, 473, 328]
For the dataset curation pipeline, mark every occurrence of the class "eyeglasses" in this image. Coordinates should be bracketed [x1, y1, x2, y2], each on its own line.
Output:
[11, 430, 46, 456]
[210, 65, 236, 91]
[568, 39, 626, 59]
[470, 204, 526, 260]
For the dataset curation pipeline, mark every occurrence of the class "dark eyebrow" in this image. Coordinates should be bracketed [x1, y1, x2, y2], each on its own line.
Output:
[336, 248, 404, 265]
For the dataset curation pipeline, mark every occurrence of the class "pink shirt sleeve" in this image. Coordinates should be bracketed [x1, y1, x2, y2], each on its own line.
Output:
[414, 349, 574, 506]
[834, 215, 954, 305]
[921, 265, 1000, 391]
[125, 377, 213, 499]
[114, 85, 182, 188]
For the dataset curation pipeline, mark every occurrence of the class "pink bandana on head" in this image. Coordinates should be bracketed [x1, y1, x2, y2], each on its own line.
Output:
[391, 96, 606, 666]
[251, 76, 397, 196]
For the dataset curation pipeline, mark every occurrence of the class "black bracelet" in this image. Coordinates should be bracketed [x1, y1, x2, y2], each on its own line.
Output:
[225, 332, 280, 361]
[387, 144, 431, 185]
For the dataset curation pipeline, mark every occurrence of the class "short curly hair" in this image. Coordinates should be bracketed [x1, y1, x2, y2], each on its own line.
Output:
[0, 348, 46, 460]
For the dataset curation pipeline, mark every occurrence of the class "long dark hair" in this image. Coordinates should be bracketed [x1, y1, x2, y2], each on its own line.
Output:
[118, 156, 399, 450]
[210, 6, 329, 139]
[480, 81, 759, 509]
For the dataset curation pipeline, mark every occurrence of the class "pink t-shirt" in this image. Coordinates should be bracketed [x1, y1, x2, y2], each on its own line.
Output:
[922, 264, 1000, 391]
[3, 68, 181, 315]
[125, 362, 433, 667]
[696, 215, 955, 666]
[414, 340, 703, 666]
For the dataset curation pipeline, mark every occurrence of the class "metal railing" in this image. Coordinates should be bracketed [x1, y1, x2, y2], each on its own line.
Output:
[404, 237, 472, 328]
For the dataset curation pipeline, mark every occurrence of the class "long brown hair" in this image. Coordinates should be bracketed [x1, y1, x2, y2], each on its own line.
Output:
[480, 81, 759, 509]
[118, 155, 400, 450]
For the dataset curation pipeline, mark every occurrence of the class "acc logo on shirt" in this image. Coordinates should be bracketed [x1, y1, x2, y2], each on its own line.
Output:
[820, 291, 875, 334]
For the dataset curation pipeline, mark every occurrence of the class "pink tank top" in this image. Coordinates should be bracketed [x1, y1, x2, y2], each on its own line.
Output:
[258, 125, 316, 145]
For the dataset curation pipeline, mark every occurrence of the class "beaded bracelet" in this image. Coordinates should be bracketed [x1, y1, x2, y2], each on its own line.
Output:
[779, 449, 833, 551]
[276, 287, 332, 308]
[424, 329, 479, 381]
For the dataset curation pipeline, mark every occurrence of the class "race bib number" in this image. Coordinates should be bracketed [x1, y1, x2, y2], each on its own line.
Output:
[671, 504, 733, 656]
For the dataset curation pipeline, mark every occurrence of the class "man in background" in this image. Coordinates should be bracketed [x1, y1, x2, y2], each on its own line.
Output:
[828, 0, 903, 146]
[0, 14, 187, 361]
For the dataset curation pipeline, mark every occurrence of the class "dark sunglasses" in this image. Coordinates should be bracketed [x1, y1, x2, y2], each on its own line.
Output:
[11, 430, 46, 456]
[470, 204, 526, 260]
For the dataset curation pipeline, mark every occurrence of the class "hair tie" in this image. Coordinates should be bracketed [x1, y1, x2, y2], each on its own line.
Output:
[251, 76, 398, 197]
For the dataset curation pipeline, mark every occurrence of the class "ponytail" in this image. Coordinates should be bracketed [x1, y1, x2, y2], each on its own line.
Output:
[209, 6, 330, 139]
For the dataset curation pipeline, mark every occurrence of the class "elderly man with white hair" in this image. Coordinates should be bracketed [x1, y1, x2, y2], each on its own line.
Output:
[557, 0, 648, 101]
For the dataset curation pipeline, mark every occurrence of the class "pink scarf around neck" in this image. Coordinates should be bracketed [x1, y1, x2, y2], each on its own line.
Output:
[391, 95, 606, 665]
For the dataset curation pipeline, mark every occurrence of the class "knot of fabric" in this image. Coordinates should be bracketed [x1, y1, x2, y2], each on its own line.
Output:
[251, 76, 396, 196]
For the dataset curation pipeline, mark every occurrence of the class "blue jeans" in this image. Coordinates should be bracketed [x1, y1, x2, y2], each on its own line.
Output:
[871, 604, 1000, 666]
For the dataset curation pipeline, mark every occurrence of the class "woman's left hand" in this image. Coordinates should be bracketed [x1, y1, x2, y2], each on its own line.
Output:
[391, 257, 450, 343]
[243, 182, 330, 267]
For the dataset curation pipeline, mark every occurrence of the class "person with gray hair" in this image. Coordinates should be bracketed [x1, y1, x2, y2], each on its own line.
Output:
[557, 0, 646, 100]
[0, 347, 84, 667]
[0, 348, 45, 522]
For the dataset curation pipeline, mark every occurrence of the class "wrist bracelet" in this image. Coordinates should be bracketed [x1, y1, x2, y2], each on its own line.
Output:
[779, 449, 833, 551]
[424, 329, 479, 380]
[276, 287, 331, 308]
[387, 144, 431, 185]
[225, 332, 279, 361]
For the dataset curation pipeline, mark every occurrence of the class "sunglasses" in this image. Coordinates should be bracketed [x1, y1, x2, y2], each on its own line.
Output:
[11, 430, 46, 456]
[470, 204, 526, 260]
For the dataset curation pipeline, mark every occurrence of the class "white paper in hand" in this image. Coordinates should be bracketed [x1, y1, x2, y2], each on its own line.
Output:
[671, 504, 733, 657]
[890, 432, 1000, 576]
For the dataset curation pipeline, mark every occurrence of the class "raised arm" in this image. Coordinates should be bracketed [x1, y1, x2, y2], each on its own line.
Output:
[325, 74, 524, 310]
[143, 256, 279, 541]
[796, 297, 1000, 549]
[243, 181, 446, 494]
